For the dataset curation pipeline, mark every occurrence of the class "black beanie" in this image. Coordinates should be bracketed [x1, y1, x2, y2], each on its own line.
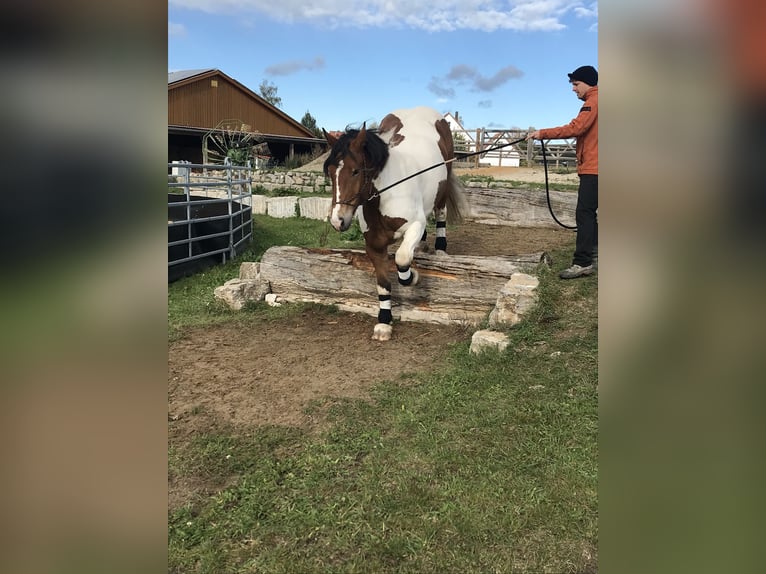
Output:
[568, 65, 598, 86]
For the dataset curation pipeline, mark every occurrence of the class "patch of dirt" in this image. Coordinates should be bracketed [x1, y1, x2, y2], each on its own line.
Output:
[168, 224, 575, 507]
[455, 165, 580, 185]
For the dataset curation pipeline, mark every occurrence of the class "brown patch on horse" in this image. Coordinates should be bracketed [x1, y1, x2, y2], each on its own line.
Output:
[434, 178, 450, 211]
[379, 113, 405, 147]
[434, 118, 454, 163]
[359, 198, 408, 251]
[433, 118, 459, 214]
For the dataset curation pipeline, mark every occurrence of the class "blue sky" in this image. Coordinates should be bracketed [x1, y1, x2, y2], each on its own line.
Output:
[168, 1, 598, 133]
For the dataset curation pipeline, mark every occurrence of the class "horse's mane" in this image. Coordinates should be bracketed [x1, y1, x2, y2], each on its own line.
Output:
[324, 128, 389, 176]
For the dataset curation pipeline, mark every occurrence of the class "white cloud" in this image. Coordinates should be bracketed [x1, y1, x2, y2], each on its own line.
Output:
[265, 57, 326, 76]
[429, 64, 524, 98]
[168, 22, 187, 37]
[574, 2, 598, 19]
[168, 0, 597, 32]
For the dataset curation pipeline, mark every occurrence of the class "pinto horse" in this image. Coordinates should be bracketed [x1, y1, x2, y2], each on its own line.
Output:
[323, 106, 468, 341]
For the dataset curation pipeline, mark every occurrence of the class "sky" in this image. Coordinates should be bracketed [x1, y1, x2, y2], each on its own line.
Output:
[168, 1, 598, 133]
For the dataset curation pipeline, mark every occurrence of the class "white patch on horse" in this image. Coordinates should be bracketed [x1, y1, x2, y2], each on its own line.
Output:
[329, 159, 345, 230]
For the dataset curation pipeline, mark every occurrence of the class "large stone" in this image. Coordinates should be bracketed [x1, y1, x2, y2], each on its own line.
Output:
[214, 278, 270, 310]
[470, 330, 510, 354]
[298, 197, 332, 220]
[239, 262, 260, 280]
[488, 273, 539, 327]
[251, 195, 267, 215]
[465, 187, 576, 228]
[266, 196, 298, 218]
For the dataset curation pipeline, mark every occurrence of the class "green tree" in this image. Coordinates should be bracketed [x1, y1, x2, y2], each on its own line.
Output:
[300, 111, 323, 138]
[453, 131, 469, 153]
[259, 80, 282, 108]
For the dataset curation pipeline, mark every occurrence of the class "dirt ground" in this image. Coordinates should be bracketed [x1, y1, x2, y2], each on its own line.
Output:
[169, 226, 574, 429]
[169, 168, 578, 508]
[455, 165, 580, 185]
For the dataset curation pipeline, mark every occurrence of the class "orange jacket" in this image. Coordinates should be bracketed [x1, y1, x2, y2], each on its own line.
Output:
[539, 86, 598, 175]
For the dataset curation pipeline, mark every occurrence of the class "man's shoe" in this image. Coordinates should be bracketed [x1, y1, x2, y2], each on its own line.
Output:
[559, 264, 594, 279]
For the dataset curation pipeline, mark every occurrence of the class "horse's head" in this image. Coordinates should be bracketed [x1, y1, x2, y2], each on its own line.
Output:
[323, 124, 389, 232]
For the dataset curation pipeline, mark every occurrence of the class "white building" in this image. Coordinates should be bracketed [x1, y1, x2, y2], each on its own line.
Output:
[443, 112, 521, 168]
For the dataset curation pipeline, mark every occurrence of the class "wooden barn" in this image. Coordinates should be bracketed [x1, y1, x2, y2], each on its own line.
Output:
[168, 68, 323, 165]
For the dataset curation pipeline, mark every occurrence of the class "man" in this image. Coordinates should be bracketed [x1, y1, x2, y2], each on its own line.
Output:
[528, 65, 598, 279]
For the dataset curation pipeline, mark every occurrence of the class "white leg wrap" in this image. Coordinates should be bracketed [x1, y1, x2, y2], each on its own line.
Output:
[372, 322, 393, 341]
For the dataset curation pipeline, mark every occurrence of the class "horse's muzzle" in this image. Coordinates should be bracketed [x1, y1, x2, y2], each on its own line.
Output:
[330, 217, 352, 232]
[330, 204, 355, 232]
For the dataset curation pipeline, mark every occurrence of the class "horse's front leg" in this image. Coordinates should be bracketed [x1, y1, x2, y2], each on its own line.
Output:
[366, 244, 394, 341]
[394, 221, 424, 287]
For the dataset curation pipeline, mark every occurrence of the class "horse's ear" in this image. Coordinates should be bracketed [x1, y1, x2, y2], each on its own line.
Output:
[356, 122, 367, 146]
[323, 128, 337, 146]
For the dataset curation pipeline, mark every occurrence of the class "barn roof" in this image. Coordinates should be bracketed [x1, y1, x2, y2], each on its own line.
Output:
[167, 68, 316, 139]
[168, 69, 214, 85]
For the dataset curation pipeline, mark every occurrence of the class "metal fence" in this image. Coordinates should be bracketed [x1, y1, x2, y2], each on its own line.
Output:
[168, 160, 253, 275]
[452, 127, 576, 169]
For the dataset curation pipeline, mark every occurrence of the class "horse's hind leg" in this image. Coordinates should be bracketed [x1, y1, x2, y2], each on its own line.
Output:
[434, 206, 448, 253]
[416, 228, 433, 254]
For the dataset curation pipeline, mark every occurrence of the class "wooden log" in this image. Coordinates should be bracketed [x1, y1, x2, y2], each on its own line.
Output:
[465, 187, 577, 228]
[258, 246, 549, 325]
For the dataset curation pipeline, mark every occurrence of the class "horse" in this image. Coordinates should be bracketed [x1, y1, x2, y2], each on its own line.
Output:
[323, 106, 468, 341]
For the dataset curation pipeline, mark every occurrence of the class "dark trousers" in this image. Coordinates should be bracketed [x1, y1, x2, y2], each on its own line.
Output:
[573, 174, 598, 267]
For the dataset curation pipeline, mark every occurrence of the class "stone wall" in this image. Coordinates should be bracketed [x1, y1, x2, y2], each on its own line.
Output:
[251, 170, 328, 194]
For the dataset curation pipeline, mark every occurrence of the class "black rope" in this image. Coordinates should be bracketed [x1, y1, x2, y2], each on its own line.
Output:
[371, 137, 527, 197]
[541, 140, 577, 230]
[365, 135, 578, 231]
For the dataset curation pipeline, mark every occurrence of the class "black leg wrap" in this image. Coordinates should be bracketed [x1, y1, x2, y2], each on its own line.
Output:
[377, 308, 392, 324]
[435, 237, 447, 251]
[421, 229, 428, 241]
[396, 264, 413, 286]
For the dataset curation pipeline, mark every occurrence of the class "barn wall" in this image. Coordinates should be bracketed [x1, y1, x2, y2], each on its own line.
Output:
[168, 72, 313, 138]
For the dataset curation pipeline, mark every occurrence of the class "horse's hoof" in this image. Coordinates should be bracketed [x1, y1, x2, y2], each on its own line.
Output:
[372, 323, 393, 341]
[434, 249, 448, 257]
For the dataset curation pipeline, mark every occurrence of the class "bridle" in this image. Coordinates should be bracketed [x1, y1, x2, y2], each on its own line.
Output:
[331, 154, 379, 207]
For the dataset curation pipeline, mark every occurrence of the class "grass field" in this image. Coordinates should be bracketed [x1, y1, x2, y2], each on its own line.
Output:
[168, 215, 598, 573]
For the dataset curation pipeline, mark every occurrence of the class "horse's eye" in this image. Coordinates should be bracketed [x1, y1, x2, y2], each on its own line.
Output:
[351, 169, 360, 176]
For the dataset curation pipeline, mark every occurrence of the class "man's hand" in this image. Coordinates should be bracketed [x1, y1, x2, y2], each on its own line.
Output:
[527, 130, 540, 141]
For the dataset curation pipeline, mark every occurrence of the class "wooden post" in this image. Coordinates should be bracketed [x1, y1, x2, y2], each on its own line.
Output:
[527, 127, 534, 167]
[475, 129, 482, 168]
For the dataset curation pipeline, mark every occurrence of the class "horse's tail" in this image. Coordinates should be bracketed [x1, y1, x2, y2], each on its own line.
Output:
[445, 171, 469, 225]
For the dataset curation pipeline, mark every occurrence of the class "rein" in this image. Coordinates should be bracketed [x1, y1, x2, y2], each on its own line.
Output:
[541, 140, 577, 230]
[364, 135, 576, 231]
[369, 137, 528, 199]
